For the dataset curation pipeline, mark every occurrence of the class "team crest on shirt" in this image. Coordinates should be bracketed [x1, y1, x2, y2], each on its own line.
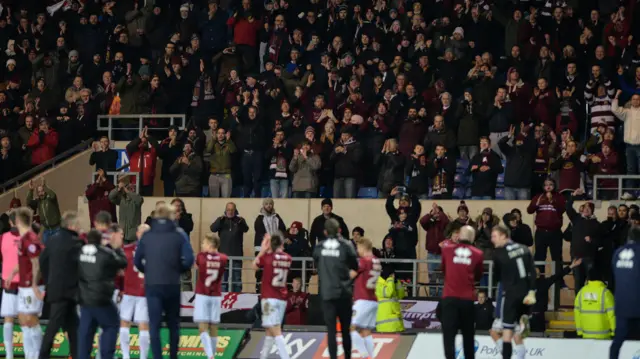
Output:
[207, 254, 213, 260]
[563, 162, 574, 169]
[28, 244, 37, 253]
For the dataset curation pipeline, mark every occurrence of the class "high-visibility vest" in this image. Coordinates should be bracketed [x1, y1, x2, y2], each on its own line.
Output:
[574, 280, 616, 339]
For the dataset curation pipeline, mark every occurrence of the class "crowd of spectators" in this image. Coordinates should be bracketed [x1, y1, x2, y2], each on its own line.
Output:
[2, 0, 640, 200]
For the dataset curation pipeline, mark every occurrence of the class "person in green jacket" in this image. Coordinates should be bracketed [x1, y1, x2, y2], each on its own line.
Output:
[375, 266, 406, 333]
[108, 178, 144, 243]
[26, 177, 61, 243]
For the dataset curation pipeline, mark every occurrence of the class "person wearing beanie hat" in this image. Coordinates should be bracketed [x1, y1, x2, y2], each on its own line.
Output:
[253, 198, 286, 291]
[309, 199, 349, 249]
[285, 221, 311, 281]
[5, 58, 16, 67]
[333, 127, 363, 199]
[290, 140, 322, 198]
[444, 201, 477, 239]
[587, 140, 619, 200]
[566, 187, 602, 292]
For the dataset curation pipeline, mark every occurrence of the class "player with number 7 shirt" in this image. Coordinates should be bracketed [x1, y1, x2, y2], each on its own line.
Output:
[350, 238, 381, 359]
[253, 232, 292, 359]
[119, 224, 151, 359]
[194, 233, 228, 359]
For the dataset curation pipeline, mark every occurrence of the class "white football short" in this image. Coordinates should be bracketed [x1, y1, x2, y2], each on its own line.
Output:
[113, 289, 121, 312]
[193, 294, 222, 324]
[351, 300, 378, 329]
[491, 318, 523, 334]
[119, 294, 149, 323]
[0, 289, 18, 318]
[261, 298, 286, 328]
[17, 286, 45, 315]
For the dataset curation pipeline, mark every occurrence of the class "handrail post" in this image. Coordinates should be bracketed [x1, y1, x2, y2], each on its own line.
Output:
[139, 116, 144, 133]
[108, 116, 113, 141]
[301, 258, 307, 291]
[593, 175, 598, 201]
[551, 261, 559, 311]
[619, 177, 623, 200]
[228, 258, 233, 292]
[488, 261, 493, 296]
[412, 261, 417, 297]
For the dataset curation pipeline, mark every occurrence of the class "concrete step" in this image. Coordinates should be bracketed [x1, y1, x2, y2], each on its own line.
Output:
[548, 320, 576, 330]
[544, 310, 575, 321]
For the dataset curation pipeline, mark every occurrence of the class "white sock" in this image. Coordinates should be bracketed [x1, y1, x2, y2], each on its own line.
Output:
[120, 327, 131, 359]
[350, 331, 368, 357]
[30, 326, 42, 359]
[210, 335, 218, 357]
[260, 336, 275, 359]
[200, 332, 213, 358]
[4, 323, 14, 359]
[20, 326, 31, 359]
[95, 328, 102, 359]
[274, 335, 290, 359]
[139, 330, 150, 359]
[515, 344, 526, 359]
[496, 338, 504, 353]
[364, 335, 375, 358]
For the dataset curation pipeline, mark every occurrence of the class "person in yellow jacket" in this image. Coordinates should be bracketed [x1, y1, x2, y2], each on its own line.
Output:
[375, 267, 406, 333]
[574, 268, 615, 339]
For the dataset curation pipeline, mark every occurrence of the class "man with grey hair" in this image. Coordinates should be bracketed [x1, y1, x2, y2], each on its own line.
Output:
[313, 219, 358, 359]
[440, 224, 484, 359]
[38, 211, 84, 359]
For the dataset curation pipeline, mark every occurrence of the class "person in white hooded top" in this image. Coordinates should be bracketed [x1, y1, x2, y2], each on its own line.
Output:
[612, 90, 640, 200]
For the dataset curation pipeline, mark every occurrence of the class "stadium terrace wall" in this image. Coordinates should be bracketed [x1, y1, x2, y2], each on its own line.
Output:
[0, 150, 94, 214]
[407, 333, 640, 359]
[77, 197, 617, 299]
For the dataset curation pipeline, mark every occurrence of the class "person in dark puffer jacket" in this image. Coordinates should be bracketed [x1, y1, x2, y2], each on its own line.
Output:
[467, 136, 503, 199]
[330, 127, 364, 198]
[377, 139, 406, 198]
[566, 188, 602, 293]
[405, 144, 429, 199]
[498, 124, 536, 200]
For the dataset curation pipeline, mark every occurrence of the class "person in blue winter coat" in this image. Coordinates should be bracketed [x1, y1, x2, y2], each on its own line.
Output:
[134, 203, 194, 359]
[610, 226, 640, 359]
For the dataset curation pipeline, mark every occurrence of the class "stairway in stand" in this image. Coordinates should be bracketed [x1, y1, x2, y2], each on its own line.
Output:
[545, 311, 576, 337]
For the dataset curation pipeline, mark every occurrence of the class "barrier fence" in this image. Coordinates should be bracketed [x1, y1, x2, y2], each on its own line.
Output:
[593, 174, 640, 200]
[97, 114, 187, 141]
[217, 256, 559, 309]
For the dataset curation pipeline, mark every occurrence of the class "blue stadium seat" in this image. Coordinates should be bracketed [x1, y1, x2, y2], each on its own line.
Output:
[456, 159, 469, 172]
[465, 187, 472, 198]
[501, 160, 506, 168]
[454, 173, 466, 185]
[261, 186, 272, 198]
[357, 187, 378, 199]
[452, 187, 465, 199]
[201, 186, 209, 197]
[497, 173, 505, 185]
[231, 187, 244, 198]
[587, 188, 594, 199]
[495, 187, 505, 199]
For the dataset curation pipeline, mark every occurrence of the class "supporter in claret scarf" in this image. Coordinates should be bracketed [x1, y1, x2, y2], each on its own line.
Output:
[285, 277, 309, 325]
[550, 139, 585, 195]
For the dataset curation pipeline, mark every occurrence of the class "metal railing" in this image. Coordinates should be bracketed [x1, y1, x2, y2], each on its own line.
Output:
[90, 171, 140, 194]
[219, 256, 559, 309]
[97, 114, 187, 140]
[592, 175, 640, 200]
[0, 139, 94, 193]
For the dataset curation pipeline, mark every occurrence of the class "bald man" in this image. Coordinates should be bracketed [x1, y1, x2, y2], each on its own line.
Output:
[440, 225, 484, 359]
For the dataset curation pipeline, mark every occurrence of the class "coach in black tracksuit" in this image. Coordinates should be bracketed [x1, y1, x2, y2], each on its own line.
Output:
[313, 219, 358, 359]
[78, 229, 128, 359]
[39, 214, 84, 359]
[135, 205, 194, 359]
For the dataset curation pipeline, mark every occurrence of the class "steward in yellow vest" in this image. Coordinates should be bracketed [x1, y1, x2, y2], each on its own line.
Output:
[574, 270, 615, 339]
[375, 268, 406, 333]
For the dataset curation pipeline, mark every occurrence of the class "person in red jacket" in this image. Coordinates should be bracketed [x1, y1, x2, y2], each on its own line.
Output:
[419, 202, 450, 296]
[85, 169, 117, 226]
[527, 178, 566, 274]
[125, 127, 158, 196]
[587, 140, 619, 200]
[26, 119, 59, 166]
[284, 278, 309, 325]
[227, 10, 262, 73]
